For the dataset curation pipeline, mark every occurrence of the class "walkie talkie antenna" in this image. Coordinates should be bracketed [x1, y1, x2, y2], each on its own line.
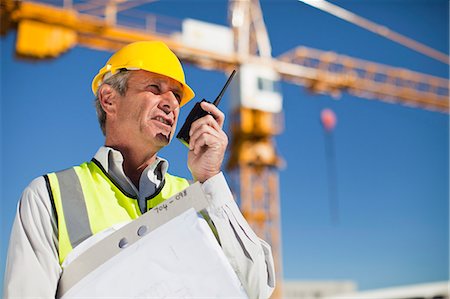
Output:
[213, 70, 237, 106]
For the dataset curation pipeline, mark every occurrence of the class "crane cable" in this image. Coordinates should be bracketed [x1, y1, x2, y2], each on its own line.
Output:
[321, 108, 339, 225]
[298, 0, 449, 65]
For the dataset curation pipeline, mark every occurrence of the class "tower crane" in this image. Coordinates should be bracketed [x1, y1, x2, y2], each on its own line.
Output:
[1, 1, 448, 298]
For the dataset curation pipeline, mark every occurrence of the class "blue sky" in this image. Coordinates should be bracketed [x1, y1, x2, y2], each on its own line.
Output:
[1, 0, 448, 292]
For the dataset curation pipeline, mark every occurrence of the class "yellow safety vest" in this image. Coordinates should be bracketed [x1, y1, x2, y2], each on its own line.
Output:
[45, 159, 189, 264]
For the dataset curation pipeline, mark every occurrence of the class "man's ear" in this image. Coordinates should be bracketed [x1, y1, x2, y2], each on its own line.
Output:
[98, 84, 118, 117]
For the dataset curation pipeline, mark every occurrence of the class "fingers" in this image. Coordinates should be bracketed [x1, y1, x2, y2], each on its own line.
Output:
[199, 101, 225, 128]
[187, 102, 227, 154]
[189, 123, 227, 154]
[186, 103, 228, 181]
[189, 114, 220, 137]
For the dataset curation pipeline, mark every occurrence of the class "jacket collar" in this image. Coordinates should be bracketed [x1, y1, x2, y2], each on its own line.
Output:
[93, 146, 169, 198]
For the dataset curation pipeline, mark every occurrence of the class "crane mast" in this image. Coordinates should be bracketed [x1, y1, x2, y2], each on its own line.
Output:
[228, 1, 284, 297]
[1, 1, 449, 299]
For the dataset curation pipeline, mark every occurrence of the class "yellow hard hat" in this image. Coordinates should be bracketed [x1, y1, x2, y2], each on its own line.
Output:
[91, 41, 195, 107]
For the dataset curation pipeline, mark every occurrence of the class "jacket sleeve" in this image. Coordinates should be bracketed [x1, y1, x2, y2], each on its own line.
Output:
[201, 172, 276, 299]
[3, 177, 61, 299]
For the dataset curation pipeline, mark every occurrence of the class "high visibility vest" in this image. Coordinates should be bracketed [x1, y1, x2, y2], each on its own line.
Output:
[45, 159, 190, 265]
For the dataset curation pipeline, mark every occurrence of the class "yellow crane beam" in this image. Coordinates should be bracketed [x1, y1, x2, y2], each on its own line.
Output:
[1, 0, 448, 112]
[277, 47, 449, 113]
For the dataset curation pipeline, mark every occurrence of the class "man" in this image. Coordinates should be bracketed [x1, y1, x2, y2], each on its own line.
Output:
[3, 41, 275, 298]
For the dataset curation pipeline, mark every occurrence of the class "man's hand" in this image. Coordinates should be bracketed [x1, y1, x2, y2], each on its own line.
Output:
[187, 101, 228, 183]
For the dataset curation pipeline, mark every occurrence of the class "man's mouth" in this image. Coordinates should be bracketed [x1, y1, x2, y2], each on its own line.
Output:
[154, 116, 172, 126]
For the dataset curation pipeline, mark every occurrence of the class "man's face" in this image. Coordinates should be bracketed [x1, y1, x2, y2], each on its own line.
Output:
[114, 70, 183, 151]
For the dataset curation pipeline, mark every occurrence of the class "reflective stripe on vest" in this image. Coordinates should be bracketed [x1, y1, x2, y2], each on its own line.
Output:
[46, 160, 189, 265]
[55, 168, 93, 249]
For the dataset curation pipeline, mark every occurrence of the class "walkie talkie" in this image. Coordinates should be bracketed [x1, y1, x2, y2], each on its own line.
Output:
[176, 70, 237, 147]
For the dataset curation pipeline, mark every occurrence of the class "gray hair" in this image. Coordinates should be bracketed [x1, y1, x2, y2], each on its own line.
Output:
[94, 69, 131, 135]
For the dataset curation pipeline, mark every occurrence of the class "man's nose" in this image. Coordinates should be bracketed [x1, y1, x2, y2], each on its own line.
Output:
[159, 91, 179, 113]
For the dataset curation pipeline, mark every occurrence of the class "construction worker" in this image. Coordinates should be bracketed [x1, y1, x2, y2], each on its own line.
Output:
[3, 41, 275, 298]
